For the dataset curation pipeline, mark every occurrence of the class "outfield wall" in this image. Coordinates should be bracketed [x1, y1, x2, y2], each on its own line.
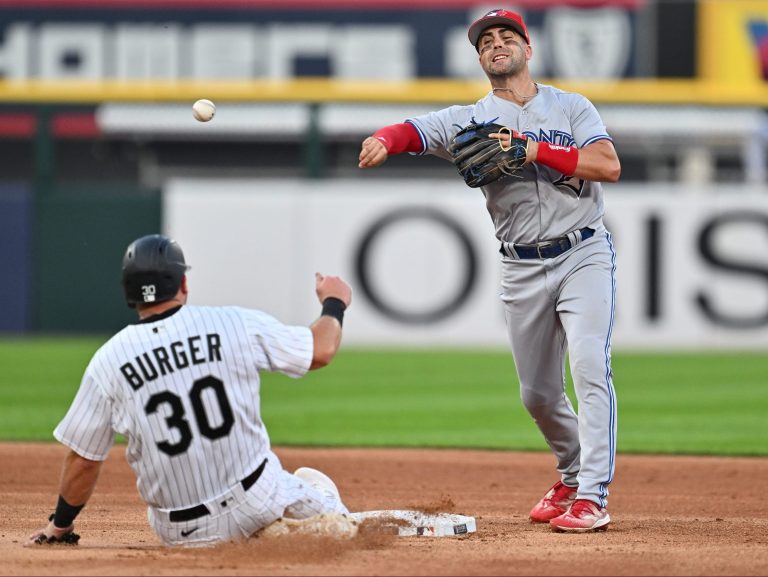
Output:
[0, 183, 31, 332]
[34, 187, 161, 332]
[165, 179, 768, 350]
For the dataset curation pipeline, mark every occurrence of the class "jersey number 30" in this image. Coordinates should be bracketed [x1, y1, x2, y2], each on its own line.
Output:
[145, 376, 235, 457]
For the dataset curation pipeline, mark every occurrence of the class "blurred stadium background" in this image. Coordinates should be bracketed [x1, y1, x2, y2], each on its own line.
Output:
[0, 0, 766, 453]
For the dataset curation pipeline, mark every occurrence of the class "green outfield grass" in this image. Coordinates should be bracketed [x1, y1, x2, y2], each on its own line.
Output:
[0, 337, 766, 455]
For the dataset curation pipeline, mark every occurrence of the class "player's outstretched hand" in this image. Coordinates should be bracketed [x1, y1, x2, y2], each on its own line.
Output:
[315, 273, 352, 308]
[358, 137, 389, 168]
[25, 519, 80, 546]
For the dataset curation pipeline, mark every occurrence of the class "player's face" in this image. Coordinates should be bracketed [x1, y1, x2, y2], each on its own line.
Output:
[477, 26, 529, 77]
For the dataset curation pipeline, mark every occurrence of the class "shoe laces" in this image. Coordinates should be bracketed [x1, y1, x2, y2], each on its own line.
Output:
[569, 499, 599, 517]
[550, 481, 577, 502]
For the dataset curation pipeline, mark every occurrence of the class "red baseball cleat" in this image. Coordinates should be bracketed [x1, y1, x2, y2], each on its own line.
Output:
[529, 481, 578, 523]
[549, 499, 610, 532]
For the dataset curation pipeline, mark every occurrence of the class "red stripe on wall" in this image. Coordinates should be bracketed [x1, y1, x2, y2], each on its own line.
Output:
[51, 113, 100, 139]
[0, 113, 36, 138]
[0, 112, 99, 139]
[0, 0, 645, 9]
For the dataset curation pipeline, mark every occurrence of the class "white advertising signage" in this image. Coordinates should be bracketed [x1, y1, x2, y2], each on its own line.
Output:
[166, 179, 768, 350]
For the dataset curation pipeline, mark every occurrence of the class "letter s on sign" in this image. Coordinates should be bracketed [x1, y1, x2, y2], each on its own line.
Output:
[695, 212, 768, 329]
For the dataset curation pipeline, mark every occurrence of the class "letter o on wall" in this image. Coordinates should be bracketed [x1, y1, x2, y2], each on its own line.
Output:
[354, 207, 478, 324]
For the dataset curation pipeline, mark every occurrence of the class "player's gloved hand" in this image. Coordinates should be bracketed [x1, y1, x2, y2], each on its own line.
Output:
[449, 120, 529, 188]
[489, 129, 529, 152]
[26, 517, 81, 546]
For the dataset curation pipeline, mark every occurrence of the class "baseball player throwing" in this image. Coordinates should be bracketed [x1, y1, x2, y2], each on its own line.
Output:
[359, 9, 620, 532]
[28, 234, 353, 546]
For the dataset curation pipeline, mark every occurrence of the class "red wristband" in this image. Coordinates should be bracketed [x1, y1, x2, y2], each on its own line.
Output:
[372, 122, 423, 155]
[536, 142, 579, 176]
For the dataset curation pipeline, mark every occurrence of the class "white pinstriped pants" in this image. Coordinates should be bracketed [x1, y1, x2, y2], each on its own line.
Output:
[148, 451, 349, 547]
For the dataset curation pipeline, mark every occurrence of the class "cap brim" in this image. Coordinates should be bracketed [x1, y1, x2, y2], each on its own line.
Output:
[469, 17, 528, 47]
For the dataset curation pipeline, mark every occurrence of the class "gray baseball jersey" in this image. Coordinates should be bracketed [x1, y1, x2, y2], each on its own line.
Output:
[406, 84, 618, 508]
[407, 84, 609, 244]
[54, 305, 348, 545]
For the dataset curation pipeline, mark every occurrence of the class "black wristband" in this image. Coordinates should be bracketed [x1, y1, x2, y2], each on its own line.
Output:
[321, 297, 346, 327]
[52, 495, 84, 528]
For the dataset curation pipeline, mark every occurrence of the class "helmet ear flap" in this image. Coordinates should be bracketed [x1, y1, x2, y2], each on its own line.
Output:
[121, 234, 188, 307]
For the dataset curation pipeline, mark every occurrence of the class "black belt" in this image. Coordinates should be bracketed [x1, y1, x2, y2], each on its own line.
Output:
[169, 457, 268, 523]
[500, 228, 595, 260]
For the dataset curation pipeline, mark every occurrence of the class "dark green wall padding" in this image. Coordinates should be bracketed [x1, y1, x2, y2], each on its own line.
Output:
[34, 187, 161, 332]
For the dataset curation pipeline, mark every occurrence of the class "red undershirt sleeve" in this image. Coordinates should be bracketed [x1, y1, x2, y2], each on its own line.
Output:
[372, 122, 423, 155]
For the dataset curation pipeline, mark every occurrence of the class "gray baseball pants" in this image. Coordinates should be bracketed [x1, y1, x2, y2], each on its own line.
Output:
[500, 229, 618, 508]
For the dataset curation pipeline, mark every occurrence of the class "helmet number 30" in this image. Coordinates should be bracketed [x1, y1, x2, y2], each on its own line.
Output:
[141, 285, 157, 302]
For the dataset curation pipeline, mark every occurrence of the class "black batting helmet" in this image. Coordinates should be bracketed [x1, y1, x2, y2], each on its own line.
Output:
[121, 234, 190, 308]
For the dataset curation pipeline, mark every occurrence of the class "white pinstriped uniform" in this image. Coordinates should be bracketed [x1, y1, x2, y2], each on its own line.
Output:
[54, 305, 348, 546]
[406, 84, 618, 508]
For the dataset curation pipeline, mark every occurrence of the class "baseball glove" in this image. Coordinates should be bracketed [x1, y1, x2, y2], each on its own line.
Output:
[448, 120, 529, 188]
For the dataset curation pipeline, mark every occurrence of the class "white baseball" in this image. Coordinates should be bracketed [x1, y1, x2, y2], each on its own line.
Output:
[192, 99, 216, 122]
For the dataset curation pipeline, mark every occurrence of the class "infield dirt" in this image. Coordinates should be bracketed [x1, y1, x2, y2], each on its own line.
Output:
[2, 443, 767, 576]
